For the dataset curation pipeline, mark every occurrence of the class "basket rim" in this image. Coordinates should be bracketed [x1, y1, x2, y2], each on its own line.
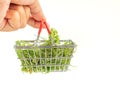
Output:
[14, 39, 77, 49]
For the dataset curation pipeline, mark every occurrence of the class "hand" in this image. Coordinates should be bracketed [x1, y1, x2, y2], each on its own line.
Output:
[0, 4, 30, 31]
[0, 0, 46, 32]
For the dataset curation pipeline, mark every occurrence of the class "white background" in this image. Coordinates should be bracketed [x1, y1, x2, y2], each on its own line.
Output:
[0, 0, 120, 90]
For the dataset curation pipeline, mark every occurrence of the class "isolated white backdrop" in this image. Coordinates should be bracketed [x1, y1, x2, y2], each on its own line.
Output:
[0, 0, 120, 90]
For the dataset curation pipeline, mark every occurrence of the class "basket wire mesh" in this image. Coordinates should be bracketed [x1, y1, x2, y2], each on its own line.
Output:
[15, 40, 76, 73]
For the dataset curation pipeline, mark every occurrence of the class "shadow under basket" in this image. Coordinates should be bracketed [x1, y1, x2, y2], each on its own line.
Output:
[14, 40, 76, 73]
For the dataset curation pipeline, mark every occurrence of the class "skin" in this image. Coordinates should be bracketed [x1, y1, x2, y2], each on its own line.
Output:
[0, 0, 46, 32]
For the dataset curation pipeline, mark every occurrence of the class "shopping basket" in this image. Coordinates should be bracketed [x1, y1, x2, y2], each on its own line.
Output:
[14, 21, 77, 73]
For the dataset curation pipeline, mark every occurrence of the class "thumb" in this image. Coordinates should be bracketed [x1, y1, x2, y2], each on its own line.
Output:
[0, 0, 10, 25]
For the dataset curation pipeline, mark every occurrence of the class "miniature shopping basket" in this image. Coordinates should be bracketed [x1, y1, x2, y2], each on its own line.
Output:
[14, 21, 77, 73]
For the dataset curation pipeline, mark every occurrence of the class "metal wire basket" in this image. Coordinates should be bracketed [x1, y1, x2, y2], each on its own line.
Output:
[14, 21, 76, 73]
[15, 40, 76, 73]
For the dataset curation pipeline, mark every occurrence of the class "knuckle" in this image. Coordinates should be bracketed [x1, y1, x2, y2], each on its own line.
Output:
[11, 10, 19, 17]
[21, 23, 27, 28]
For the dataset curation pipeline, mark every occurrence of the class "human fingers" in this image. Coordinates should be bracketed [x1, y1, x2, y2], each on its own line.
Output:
[11, 0, 34, 5]
[11, 0, 46, 26]
[27, 17, 49, 28]
[1, 9, 20, 32]
[23, 6, 31, 22]
[1, 5, 30, 32]
[27, 17, 40, 28]
[9, 4, 27, 28]
[11, 0, 44, 20]
[0, 0, 10, 30]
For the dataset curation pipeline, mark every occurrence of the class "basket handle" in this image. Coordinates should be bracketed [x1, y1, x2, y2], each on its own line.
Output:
[43, 21, 54, 45]
[36, 20, 54, 45]
[38, 21, 51, 36]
